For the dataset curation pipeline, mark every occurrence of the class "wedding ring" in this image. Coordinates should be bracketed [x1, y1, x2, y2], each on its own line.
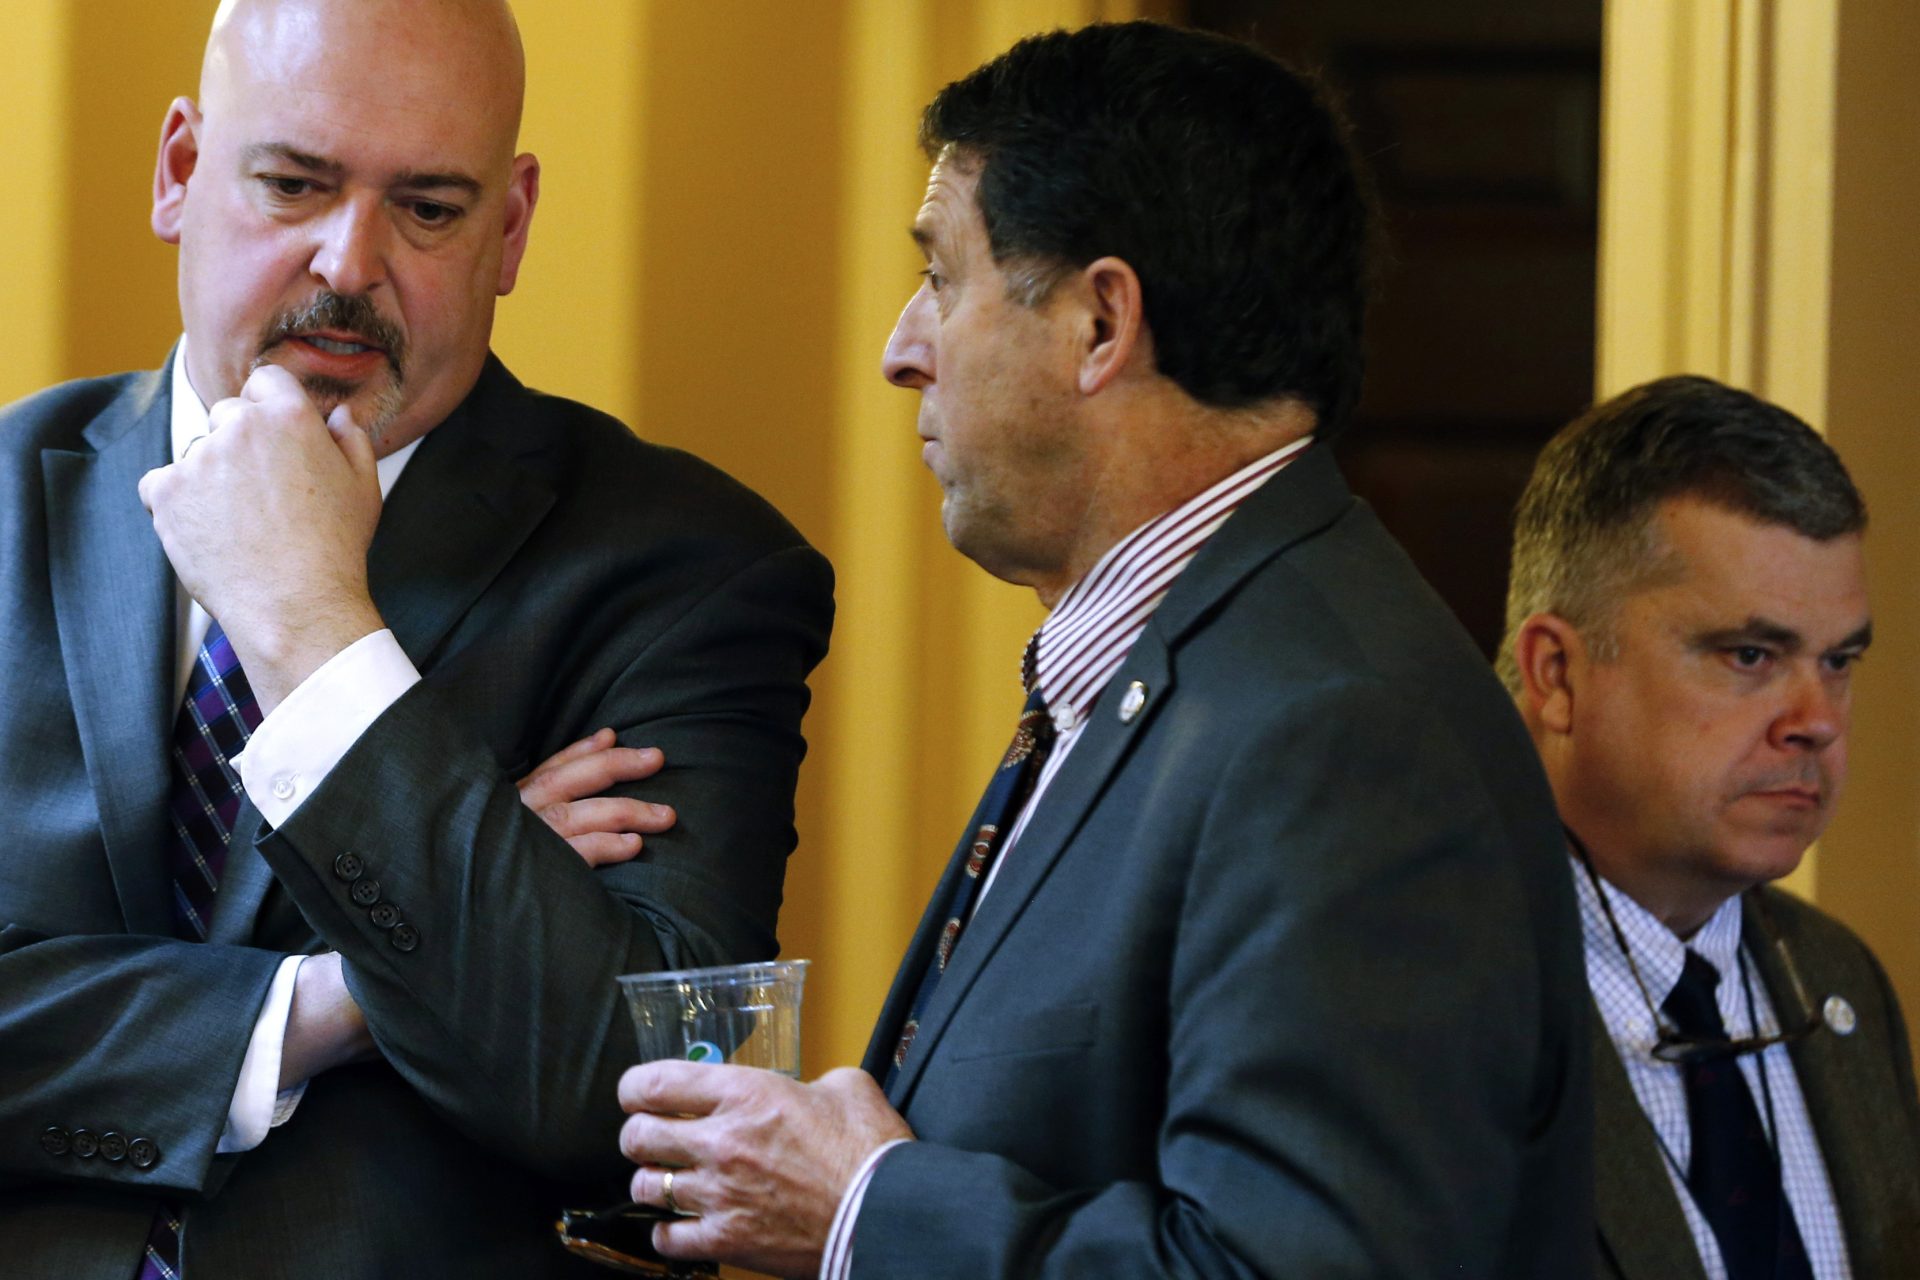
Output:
[661, 1168, 682, 1217]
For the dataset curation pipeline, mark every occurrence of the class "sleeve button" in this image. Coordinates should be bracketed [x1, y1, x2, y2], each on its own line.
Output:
[128, 1138, 160, 1170]
[333, 852, 364, 882]
[350, 878, 382, 907]
[270, 774, 297, 801]
[39, 1127, 70, 1157]
[99, 1131, 129, 1162]
[70, 1129, 99, 1158]
[390, 923, 419, 953]
[369, 902, 400, 930]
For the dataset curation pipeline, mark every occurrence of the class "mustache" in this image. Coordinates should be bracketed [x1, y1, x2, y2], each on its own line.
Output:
[257, 292, 407, 375]
[1735, 763, 1828, 798]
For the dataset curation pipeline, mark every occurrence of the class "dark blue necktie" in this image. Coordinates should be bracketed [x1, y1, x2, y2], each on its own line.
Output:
[1664, 951, 1815, 1280]
[884, 686, 1054, 1090]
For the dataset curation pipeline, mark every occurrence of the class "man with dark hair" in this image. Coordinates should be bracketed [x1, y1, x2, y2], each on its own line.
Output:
[1504, 374, 1920, 1279]
[0, 0, 830, 1275]
[616, 22, 1591, 1278]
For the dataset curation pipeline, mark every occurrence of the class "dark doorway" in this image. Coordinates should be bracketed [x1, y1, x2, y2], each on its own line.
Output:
[1185, 0, 1603, 655]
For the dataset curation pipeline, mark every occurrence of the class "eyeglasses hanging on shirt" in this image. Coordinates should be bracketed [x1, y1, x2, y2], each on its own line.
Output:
[1567, 828, 1824, 1064]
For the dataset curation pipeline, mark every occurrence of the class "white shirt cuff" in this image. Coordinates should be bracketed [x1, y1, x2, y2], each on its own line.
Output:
[819, 1138, 912, 1280]
[218, 954, 310, 1153]
[237, 629, 420, 826]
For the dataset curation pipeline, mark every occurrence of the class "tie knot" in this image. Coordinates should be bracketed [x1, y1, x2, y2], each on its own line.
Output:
[1663, 949, 1729, 1039]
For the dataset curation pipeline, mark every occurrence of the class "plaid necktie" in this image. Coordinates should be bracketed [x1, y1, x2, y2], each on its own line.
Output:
[139, 620, 264, 1278]
[884, 685, 1055, 1090]
[165, 621, 263, 940]
[1664, 951, 1815, 1280]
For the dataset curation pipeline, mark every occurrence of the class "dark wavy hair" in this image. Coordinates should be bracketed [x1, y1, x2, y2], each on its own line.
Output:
[921, 21, 1376, 433]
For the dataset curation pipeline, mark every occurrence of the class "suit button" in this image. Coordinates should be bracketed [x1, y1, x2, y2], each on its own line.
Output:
[70, 1129, 99, 1158]
[369, 902, 400, 930]
[350, 878, 382, 907]
[98, 1131, 129, 1162]
[128, 1138, 160, 1170]
[333, 852, 364, 882]
[390, 922, 419, 953]
[39, 1127, 70, 1157]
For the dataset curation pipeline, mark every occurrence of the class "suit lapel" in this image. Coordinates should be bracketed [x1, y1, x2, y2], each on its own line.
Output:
[879, 640, 1172, 1105]
[880, 444, 1355, 1107]
[213, 358, 557, 939]
[41, 370, 177, 936]
[365, 360, 557, 666]
[1590, 1004, 1710, 1280]
[1746, 892, 1915, 1277]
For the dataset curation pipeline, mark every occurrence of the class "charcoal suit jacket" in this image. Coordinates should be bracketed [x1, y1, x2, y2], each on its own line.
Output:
[1594, 887, 1920, 1279]
[852, 446, 1595, 1278]
[0, 354, 833, 1277]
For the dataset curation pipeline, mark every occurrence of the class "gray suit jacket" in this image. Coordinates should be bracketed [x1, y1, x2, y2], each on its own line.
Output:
[0, 355, 833, 1277]
[1595, 888, 1920, 1280]
[851, 447, 1594, 1278]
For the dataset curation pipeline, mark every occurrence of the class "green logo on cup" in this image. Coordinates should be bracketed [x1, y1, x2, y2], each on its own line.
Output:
[685, 1040, 723, 1063]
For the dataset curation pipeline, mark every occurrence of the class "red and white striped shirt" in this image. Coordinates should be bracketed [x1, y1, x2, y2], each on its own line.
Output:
[977, 432, 1312, 903]
[820, 432, 1312, 1280]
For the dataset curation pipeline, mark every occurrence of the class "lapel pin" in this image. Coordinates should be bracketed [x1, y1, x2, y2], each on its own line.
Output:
[1823, 995, 1857, 1036]
[1118, 681, 1148, 723]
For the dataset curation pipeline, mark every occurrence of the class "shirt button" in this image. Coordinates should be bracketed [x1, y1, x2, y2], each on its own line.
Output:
[1051, 704, 1076, 733]
[271, 774, 297, 801]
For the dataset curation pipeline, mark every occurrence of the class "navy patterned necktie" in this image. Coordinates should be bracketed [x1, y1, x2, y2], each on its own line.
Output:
[1663, 951, 1815, 1280]
[884, 686, 1055, 1090]
[166, 621, 264, 940]
[138, 620, 264, 1280]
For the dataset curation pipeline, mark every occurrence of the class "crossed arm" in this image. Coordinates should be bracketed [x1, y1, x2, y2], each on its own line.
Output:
[280, 727, 674, 1089]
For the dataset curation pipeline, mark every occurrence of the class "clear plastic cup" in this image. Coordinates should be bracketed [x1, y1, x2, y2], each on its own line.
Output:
[617, 959, 809, 1076]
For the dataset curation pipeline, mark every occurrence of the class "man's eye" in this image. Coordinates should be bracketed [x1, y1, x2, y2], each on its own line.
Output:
[919, 268, 945, 292]
[1824, 651, 1863, 674]
[262, 176, 312, 198]
[409, 201, 461, 226]
[1729, 646, 1770, 669]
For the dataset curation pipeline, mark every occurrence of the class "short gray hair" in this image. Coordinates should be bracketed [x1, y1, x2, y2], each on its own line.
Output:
[1497, 375, 1866, 693]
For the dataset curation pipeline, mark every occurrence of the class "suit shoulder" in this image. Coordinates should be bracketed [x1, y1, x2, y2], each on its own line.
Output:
[0, 370, 154, 453]
[508, 384, 814, 555]
[1758, 886, 1887, 974]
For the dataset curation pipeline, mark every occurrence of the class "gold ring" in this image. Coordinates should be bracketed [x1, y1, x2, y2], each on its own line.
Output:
[661, 1168, 681, 1216]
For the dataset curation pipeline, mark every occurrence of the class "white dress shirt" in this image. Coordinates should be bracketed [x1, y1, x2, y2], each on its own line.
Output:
[169, 340, 424, 1151]
[1573, 857, 1851, 1279]
[820, 436, 1312, 1279]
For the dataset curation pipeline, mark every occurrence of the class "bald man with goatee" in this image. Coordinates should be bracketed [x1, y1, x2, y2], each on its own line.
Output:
[0, 1, 831, 1274]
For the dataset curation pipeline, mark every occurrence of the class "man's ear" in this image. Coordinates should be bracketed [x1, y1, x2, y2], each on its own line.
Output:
[152, 97, 202, 245]
[496, 152, 541, 296]
[1074, 255, 1146, 396]
[1513, 612, 1583, 735]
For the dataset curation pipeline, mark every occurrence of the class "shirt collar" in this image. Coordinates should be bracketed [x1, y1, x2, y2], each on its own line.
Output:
[1572, 852, 1747, 1046]
[169, 334, 423, 498]
[1027, 434, 1312, 726]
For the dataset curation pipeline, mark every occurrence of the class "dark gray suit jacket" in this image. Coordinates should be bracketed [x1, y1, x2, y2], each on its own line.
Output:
[0, 355, 833, 1277]
[851, 447, 1594, 1278]
[1595, 888, 1920, 1279]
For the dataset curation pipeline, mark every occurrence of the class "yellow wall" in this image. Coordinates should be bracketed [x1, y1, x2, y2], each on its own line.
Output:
[1598, 0, 1920, 1035]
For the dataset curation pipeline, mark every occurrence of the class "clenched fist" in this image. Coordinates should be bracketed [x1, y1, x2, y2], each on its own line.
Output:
[139, 364, 387, 710]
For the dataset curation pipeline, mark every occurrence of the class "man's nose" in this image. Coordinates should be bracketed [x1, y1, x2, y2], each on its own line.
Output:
[881, 291, 933, 389]
[309, 199, 388, 297]
[1774, 665, 1846, 752]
